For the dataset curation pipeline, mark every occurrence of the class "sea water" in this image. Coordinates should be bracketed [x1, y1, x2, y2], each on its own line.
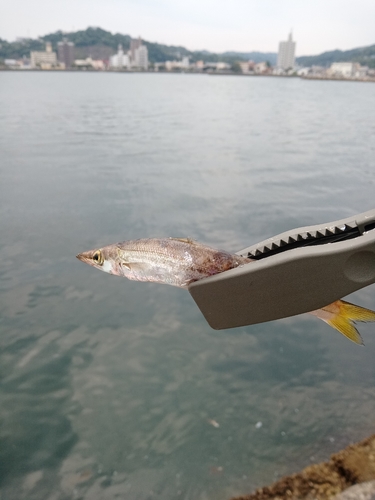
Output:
[1, 71, 375, 499]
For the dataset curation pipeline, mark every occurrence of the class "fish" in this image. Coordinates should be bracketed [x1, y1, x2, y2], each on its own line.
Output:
[76, 237, 375, 345]
[76, 238, 250, 288]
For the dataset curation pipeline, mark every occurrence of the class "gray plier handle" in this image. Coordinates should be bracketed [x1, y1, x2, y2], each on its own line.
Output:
[189, 209, 375, 329]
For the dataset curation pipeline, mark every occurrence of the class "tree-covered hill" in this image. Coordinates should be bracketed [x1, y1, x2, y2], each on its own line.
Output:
[296, 44, 375, 68]
[0, 37, 45, 60]
[2, 27, 373, 67]
[0, 26, 276, 63]
[0, 28, 132, 61]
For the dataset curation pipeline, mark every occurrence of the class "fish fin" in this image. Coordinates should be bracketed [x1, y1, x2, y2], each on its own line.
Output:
[312, 300, 375, 345]
[327, 313, 364, 345]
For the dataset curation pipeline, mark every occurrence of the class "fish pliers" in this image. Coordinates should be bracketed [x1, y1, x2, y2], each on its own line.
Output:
[188, 208, 375, 329]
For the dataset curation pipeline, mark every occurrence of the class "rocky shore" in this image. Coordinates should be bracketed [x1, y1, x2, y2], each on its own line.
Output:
[230, 434, 375, 500]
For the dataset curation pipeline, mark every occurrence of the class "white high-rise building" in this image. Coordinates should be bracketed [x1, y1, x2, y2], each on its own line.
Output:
[277, 32, 296, 70]
[130, 37, 142, 62]
[110, 44, 130, 69]
[134, 45, 148, 70]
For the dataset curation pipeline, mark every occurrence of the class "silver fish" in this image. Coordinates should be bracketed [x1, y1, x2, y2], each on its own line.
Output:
[76, 237, 251, 288]
[77, 237, 375, 344]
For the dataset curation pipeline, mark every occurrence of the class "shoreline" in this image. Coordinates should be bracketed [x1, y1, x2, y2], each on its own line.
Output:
[0, 68, 374, 83]
[230, 433, 375, 500]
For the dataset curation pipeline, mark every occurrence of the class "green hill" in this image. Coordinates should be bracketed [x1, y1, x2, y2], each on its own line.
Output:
[2, 27, 373, 68]
[297, 44, 375, 68]
[0, 27, 275, 64]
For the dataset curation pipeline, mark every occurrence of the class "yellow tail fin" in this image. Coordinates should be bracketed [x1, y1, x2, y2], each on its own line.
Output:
[310, 300, 375, 345]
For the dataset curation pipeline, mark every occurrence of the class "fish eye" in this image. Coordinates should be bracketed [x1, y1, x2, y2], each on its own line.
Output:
[93, 250, 103, 265]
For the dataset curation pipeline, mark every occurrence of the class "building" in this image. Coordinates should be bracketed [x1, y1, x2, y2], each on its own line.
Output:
[329, 62, 368, 79]
[239, 61, 250, 73]
[181, 56, 190, 69]
[216, 62, 230, 71]
[254, 61, 269, 74]
[130, 37, 142, 62]
[329, 62, 356, 78]
[127, 37, 149, 69]
[297, 67, 311, 76]
[4, 58, 31, 69]
[134, 45, 148, 69]
[74, 57, 105, 70]
[30, 42, 57, 69]
[354, 65, 369, 78]
[57, 38, 75, 68]
[165, 60, 179, 71]
[4, 59, 20, 68]
[277, 32, 296, 70]
[330, 62, 355, 77]
[110, 44, 130, 69]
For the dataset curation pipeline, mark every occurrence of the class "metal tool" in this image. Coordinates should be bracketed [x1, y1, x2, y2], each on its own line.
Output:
[188, 209, 375, 329]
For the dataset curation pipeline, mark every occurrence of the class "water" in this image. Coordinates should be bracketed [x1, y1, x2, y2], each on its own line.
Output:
[0, 71, 375, 500]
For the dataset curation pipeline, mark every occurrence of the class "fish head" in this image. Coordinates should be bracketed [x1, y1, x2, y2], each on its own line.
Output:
[76, 245, 130, 277]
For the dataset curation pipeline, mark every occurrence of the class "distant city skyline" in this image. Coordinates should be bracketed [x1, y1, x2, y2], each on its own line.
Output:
[2, 0, 375, 56]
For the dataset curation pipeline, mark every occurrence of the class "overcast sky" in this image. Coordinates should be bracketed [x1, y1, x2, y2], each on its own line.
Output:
[2, 0, 375, 55]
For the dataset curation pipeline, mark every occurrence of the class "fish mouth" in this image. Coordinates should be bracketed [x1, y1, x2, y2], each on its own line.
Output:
[76, 251, 94, 265]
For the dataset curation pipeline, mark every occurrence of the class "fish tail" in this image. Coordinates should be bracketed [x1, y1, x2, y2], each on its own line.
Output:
[311, 300, 375, 345]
